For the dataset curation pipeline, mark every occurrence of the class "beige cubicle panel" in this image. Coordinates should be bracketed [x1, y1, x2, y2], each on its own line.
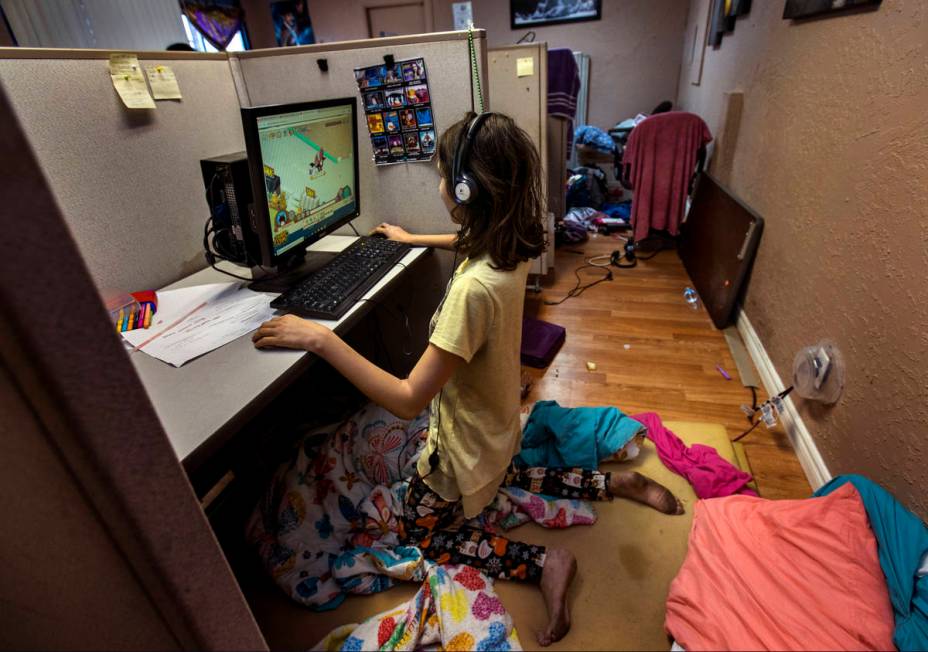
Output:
[0, 49, 245, 293]
[233, 30, 487, 239]
[0, 80, 266, 651]
[0, 32, 487, 301]
[487, 42, 554, 275]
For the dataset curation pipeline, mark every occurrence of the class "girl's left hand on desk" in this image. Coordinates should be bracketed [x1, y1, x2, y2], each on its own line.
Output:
[252, 314, 331, 353]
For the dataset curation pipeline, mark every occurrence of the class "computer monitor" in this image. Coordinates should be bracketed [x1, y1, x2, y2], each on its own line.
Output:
[241, 97, 360, 269]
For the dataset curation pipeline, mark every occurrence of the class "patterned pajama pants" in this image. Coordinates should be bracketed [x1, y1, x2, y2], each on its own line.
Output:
[400, 466, 612, 583]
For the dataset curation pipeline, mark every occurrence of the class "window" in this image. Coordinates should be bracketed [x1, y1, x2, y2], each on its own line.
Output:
[180, 13, 247, 52]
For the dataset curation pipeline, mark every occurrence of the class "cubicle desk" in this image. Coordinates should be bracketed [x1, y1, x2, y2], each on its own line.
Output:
[130, 235, 430, 477]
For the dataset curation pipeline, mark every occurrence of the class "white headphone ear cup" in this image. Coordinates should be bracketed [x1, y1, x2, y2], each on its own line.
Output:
[454, 180, 472, 204]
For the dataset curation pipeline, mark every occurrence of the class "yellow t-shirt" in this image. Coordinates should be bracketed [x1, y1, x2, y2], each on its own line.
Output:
[417, 254, 529, 518]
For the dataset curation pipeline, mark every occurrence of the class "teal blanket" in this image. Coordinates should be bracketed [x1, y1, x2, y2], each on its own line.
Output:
[816, 475, 928, 652]
[514, 400, 644, 470]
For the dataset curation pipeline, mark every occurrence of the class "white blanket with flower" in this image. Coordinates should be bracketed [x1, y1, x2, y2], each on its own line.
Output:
[312, 564, 522, 651]
[246, 404, 600, 611]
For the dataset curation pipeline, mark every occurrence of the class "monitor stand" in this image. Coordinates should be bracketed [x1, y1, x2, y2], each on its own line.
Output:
[248, 249, 337, 294]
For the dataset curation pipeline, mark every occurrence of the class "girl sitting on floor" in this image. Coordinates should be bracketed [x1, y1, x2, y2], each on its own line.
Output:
[253, 111, 683, 647]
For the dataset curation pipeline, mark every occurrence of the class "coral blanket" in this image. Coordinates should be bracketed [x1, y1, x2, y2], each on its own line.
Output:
[665, 483, 895, 651]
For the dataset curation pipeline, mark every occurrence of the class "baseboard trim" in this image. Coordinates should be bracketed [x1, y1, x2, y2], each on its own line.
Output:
[735, 309, 832, 490]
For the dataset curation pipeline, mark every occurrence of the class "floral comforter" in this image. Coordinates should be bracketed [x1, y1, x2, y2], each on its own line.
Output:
[246, 404, 597, 610]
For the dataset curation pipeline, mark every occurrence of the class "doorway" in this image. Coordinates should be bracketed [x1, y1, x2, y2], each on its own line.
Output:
[366, 2, 426, 38]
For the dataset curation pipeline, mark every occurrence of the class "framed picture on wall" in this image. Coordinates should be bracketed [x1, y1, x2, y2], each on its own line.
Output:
[783, 0, 881, 20]
[510, 0, 602, 29]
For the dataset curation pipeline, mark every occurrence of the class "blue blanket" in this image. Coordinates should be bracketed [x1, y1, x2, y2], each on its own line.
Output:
[816, 475, 928, 652]
[514, 400, 644, 470]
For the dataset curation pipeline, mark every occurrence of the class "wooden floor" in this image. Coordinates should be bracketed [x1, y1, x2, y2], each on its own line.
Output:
[524, 236, 809, 500]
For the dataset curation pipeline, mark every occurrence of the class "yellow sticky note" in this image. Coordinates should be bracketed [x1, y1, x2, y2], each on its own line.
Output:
[517, 57, 534, 77]
[146, 64, 183, 100]
[109, 53, 155, 109]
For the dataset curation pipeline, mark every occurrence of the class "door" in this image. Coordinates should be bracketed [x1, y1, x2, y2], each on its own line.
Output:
[366, 2, 425, 38]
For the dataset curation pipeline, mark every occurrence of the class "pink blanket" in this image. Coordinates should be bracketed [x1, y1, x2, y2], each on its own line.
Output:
[633, 412, 757, 499]
[622, 112, 712, 242]
[665, 483, 895, 651]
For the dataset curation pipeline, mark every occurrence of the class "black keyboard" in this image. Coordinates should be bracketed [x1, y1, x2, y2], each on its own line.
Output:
[270, 236, 411, 320]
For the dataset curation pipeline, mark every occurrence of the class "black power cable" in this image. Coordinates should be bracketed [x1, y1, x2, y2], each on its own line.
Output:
[543, 263, 613, 306]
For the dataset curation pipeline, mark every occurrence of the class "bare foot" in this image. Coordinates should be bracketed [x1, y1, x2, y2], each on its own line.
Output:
[537, 547, 576, 647]
[609, 471, 685, 515]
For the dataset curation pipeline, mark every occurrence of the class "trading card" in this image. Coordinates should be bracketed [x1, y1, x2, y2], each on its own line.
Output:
[383, 111, 401, 134]
[419, 128, 435, 154]
[388, 134, 405, 157]
[384, 88, 406, 108]
[363, 91, 385, 112]
[367, 113, 385, 134]
[384, 64, 403, 86]
[356, 65, 385, 90]
[372, 135, 389, 161]
[405, 83, 430, 105]
[400, 108, 418, 131]
[414, 106, 433, 127]
[404, 131, 421, 154]
[401, 58, 426, 82]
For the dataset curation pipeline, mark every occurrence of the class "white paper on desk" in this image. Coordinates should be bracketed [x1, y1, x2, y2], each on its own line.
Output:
[121, 282, 275, 367]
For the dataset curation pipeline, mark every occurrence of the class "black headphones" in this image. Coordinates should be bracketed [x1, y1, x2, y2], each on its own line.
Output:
[452, 112, 492, 205]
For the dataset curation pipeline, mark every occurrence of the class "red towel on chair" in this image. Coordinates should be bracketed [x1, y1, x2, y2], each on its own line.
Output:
[623, 112, 712, 242]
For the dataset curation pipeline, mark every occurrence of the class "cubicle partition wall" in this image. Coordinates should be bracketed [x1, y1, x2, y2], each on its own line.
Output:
[0, 78, 267, 652]
[487, 42, 555, 277]
[0, 50, 245, 293]
[0, 32, 487, 362]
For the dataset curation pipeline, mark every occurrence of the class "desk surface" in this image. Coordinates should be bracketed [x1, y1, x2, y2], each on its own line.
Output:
[130, 235, 430, 468]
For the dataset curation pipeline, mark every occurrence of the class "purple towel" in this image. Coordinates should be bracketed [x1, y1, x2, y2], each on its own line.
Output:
[547, 48, 580, 121]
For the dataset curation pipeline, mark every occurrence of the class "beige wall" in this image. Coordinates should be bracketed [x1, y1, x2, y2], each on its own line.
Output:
[677, 0, 928, 517]
[432, 0, 687, 128]
[242, 0, 278, 49]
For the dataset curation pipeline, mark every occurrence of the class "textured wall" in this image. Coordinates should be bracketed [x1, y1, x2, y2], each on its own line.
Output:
[676, 0, 928, 517]
[432, 0, 688, 128]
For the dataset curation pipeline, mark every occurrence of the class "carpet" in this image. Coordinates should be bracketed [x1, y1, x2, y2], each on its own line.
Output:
[243, 422, 742, 651]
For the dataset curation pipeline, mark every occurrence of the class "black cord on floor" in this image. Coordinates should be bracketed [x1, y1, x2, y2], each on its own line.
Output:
[733, 417, 762, 442]
[543, 264, 613, 306]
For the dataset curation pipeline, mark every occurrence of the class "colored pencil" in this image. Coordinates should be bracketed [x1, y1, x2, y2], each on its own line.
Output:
[143, 302, 152, 328]
[116, 308, 125, 332]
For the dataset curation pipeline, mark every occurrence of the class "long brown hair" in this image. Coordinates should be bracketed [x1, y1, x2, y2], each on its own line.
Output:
[438, 112, 546, 270]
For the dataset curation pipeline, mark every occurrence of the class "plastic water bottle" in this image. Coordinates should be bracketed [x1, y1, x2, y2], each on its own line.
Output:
[683, 287, 699, 311]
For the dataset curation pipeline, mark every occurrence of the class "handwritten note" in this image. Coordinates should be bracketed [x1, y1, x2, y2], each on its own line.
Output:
[109, 53, 155, 109]
[146, 64, 183, 100]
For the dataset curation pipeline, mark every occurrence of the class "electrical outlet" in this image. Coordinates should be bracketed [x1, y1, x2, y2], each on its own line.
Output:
[812, 346, 832, 390]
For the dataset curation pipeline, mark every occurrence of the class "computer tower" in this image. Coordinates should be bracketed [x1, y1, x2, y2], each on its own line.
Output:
[200, 152, 261, 266]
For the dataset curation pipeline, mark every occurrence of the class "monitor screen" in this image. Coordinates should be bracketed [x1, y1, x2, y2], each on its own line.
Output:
[251, 101, 357, 259]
